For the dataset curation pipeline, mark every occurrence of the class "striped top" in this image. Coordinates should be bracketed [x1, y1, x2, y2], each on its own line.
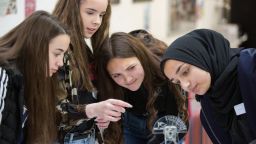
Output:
[0, 67, 9, 124]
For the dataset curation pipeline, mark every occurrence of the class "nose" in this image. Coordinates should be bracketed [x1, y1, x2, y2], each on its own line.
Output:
[180, 79, 190, 91]
[93, 15, 101, 25]
[57, 57, 64, 68]
[124, 75, 133, 84]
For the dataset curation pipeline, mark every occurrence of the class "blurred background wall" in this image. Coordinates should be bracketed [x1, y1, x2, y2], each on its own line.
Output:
[1, 0, 254, 143]
[0, 0, 240, 47]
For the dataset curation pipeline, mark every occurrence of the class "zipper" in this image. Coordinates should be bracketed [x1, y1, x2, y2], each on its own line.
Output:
[201, 102, 222, 144]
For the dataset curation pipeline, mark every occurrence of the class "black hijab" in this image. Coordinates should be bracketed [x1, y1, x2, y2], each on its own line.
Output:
[161, 29, 242, 129]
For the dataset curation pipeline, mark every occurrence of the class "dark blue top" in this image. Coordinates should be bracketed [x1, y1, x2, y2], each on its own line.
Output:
[238, 48, 256, 137]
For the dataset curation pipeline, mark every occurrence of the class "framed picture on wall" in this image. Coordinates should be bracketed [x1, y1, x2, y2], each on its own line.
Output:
[111, 0, 120, 4]
[168, 0, 196, 35]
[25, 0, 35, 17]
[0, 0, 17, 16]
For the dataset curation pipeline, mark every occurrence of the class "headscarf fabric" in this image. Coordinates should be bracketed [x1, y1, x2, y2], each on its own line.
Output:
[161, 29, 242, 129]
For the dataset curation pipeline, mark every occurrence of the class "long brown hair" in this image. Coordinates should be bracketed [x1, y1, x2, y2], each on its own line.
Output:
[96, 32, 187, 143]
[0, 11, 69, 143]
[130, 29, 188, 122]
[52, 0, 111, 91]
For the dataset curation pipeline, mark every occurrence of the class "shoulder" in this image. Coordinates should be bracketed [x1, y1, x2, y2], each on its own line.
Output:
[238, 48, 256, 75]
[240, 48, 256, 57]
[0, 66, 23, 110]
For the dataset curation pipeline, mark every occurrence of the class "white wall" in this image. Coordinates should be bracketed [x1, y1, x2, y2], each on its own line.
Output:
[110, 0, 173, 44]
[36, 0, 57, 12]
[0, 0, 57, 36]
[0, 0, 24, 36]
[111, 0, 170, 43]
[0, 0, 170, 39]
[0, 0, 238, 46]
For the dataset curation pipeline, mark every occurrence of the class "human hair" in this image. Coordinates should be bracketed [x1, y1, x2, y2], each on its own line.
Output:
[0, 10, 69, 143]
[52, 0, 111, 91]
[129, 29, 167, 57]
[129, 29, 188, 120]
[96, 32, 187, 143]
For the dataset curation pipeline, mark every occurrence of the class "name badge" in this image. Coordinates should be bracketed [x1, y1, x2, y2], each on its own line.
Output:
[234, 103, 246, 116]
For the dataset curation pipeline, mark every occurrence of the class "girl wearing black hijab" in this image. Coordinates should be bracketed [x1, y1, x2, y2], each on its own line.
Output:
[161, 29, 256, 144]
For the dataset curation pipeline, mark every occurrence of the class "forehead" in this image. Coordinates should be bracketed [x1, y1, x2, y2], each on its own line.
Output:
[49, 34, 70, 51]
[163, 59, 184, 77]
[107, 57, 140, 72]
[80, 0, 108, 11]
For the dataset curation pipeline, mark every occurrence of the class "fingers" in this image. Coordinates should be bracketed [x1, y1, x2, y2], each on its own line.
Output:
[108, 99, 133, 108]
[96, 123, 108, 129]
[87, 99, 132, 122]
[101, 99, 131, 114]
[103, 115, 121, 122]
[105, 108, 122, 117]
[96, 119, 110, 129]
[96, 113, 121, 122]
[105, 99, 132, 114]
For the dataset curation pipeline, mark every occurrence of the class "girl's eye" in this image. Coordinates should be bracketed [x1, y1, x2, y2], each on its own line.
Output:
[86, 11, 93, 15]
[182, 67, 190, 76]
[54, 53, 61, 57]
[112, 74, 120, 78]
[127, 65, 136, 71]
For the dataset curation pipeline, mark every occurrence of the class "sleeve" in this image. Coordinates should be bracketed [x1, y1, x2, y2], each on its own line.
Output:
[0, 67, 9, 124]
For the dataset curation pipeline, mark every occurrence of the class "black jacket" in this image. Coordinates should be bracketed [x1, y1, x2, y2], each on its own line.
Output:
[0, 67, 26, 144]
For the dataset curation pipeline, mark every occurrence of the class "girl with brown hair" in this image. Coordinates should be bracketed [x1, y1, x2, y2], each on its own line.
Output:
[52, 0, 131, 143]
[96, 32, 188, 144]
[0, 10, 70, 143]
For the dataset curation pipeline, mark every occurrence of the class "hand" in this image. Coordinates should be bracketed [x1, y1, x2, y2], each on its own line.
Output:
[85, 99, 132, 122]
[95, 118, 110, 129]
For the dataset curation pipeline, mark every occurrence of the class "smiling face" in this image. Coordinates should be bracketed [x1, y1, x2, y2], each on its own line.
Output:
[163, 59, 211, 95]
[107, 57, 145, 91]
[79, 0, 108, 38]
[49, 34, 70, 77]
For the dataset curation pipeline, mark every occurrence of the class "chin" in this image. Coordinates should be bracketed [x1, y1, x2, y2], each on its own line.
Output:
[84, 33, 93, 39]
[127, 86, 140, 91]
[196, 90, 207, 95]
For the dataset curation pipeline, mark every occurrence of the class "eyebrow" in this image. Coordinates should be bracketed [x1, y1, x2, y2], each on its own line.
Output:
[86, 8, 97, 12]
[176, 63, 184, 75]
[56, 48, 65, 52]
[86, 8, 106, 14]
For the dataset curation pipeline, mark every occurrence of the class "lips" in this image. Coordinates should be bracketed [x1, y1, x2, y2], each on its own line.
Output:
[126, 80, 136, 86]
[190, 84, 198, 93]
[126, 78, 138, 86]
[87, 27, 96, 33]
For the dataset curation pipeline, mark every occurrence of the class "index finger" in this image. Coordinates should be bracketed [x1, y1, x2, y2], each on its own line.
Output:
[108, 99, 132, 108]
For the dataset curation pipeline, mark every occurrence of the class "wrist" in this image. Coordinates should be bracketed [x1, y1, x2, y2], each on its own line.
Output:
[85, 103, 94, 118]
